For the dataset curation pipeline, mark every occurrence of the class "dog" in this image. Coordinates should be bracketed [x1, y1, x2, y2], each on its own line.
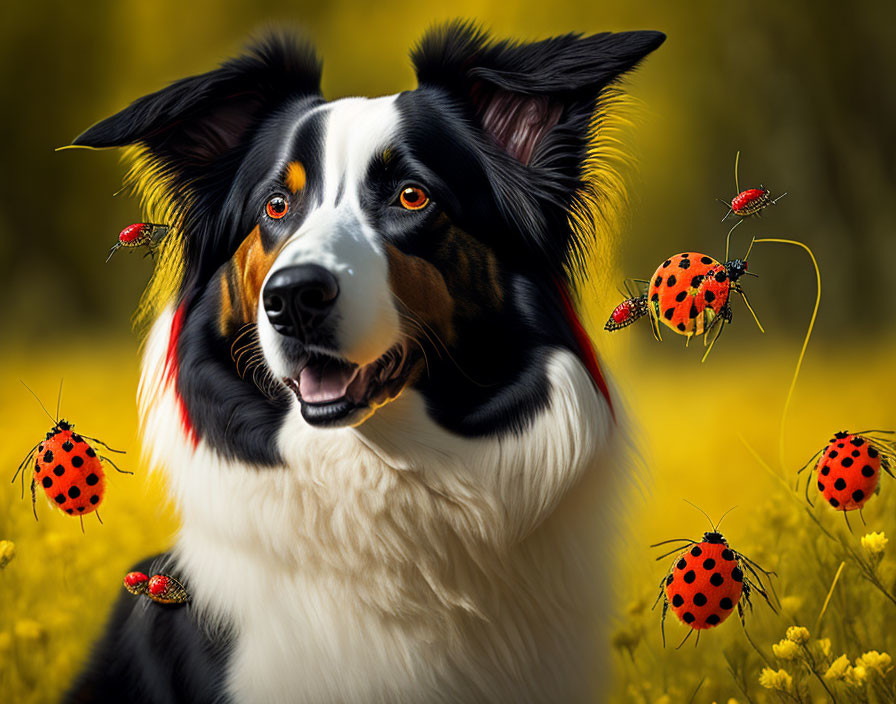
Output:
[64, 22, 663, 703]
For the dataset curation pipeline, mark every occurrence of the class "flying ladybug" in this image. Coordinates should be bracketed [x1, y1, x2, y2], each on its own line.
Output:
[12, 382, 131, 530]
[652, 505, 776, 647]
[718, 151, 787, 223]
[797, 429, 896, 527]
[605, 238, 764, 362]
[106, 222, 169, 262]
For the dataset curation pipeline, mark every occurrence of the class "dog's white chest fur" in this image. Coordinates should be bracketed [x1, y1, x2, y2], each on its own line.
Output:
[140, 309, 617, 703]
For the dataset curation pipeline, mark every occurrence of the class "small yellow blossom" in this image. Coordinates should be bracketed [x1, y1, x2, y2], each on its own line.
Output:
[861, 532, 888, 562]
[846, 665, 868, 686]
[856, 651, 893, 676]
[773, 639, 800, 661]
[759, 667, 793, 692]
[0, 540, 15, 569]
[825, 655, 852, 680]
[786, 626, 810, 644]
[818, 638, 832, 657]
[14, 619, 45, 644]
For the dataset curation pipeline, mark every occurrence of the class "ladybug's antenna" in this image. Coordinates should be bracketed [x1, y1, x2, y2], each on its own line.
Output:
[682, 499, 716, 531]
[56, 378, 64, 420]
[724, 220, 743, 262]
[20, 380, 57, 424]
[734, 150, 741, 195]
[714, 505, 738, 531]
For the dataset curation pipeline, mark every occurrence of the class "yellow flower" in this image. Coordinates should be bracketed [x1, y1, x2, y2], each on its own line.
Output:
[861, 532, 887, 562]
[846, 665, 868, 686]
[0, 540, 15, 569]
[856, 651, 893, 676]
[825, 655, 851, 680]
[14, 619, 45, 644]
[786, 626, 810, 644]
[773, 639, 800, 661]
[759, 667, 793, 692]
[818, 638, 832, 657]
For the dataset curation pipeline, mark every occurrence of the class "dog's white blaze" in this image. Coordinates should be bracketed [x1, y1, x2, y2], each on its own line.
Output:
[140, 307, 620, 703]
[258, 96, 402, 369]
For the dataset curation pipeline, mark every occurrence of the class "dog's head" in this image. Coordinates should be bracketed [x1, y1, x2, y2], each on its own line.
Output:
[74, 23, 663, 463]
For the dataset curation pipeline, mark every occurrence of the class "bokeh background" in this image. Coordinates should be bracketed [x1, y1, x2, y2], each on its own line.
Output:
[2, 1, 895, 702]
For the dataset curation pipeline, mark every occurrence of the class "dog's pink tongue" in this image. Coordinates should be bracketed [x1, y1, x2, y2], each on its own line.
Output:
[298, 362, 358, 404]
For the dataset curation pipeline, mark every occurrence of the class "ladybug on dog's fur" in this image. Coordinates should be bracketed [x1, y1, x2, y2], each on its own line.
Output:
[123, 571, 190, 605]
[652, 506, 776, 647]
[106, 222, 169, 262]
[12, 382, 131, 529]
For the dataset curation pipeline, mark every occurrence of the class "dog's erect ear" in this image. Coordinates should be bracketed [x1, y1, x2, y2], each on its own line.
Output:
[411, 22, 664, 167]
[72, 34, 321, 170]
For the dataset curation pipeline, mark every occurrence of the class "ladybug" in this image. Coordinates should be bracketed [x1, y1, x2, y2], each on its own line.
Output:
[652, 521, 775, 647]
[123, 571, 190, 605]
[718, 151, 787, 222]
[106, 222, 169, 262]
[605, 244, 764, 361]
[13, 384, 131, 527]
[797, 430, 896, 519]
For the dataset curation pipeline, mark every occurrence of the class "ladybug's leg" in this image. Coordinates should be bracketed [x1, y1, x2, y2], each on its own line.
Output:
[99, 454, 134, 475]
[647, 309, 662, 342]
[734, 285, 765, 333]
[12, 443, 40, 485]
[79, 515, 85, 534]
[859, 508, 867, 527]
[30, 479, 38, 521]
[95, 510, 104, 525]
[80, 434, 126, 454]
[770, 192, 788, 206]
[674, 628, 694, 650]
[105, 243, 122, 263]
[700, 314, 725, 364]
[842, 510, 853, 534]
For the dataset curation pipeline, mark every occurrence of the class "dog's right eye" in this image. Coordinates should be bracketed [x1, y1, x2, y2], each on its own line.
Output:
[265, 195, 289, 220]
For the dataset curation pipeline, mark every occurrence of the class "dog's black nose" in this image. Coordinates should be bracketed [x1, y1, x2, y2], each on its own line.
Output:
[262, 264, 340, 338]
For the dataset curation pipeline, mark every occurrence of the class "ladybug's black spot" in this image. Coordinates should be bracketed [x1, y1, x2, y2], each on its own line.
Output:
[89, 495, 99, 505]
[721, 549, 734, 561]
[868, 447, 879, 459]
[837, 443, 845, 449]
[706, 614, 721, 626]
[53, 465, 65, 476]
[62, 441, 74, 452]
[821, 466, 830, 476]
[679, 259, 691, 270]
[677, 323, 686, 331]
[86, 447, 96, 458]
[705, 291, 716, 303]
[667, 274, 677, 287]
[680, 253, 689, 258]
[693, 592, 707, 606]
[77, 506, 84, 512]
[829, 497, 840, 508]
[862, 465, 874, 478]
[651, 293, 659, 302]
[829, 450, 838, 459]
[675, 291, 687, 302]
[54, 493, 65, 504]
[38, 444, 44, 453]
[66, 509, 73, 514]
[663, 260, 671, 268]
[852, 489, 865, 503]
[86, 473, 99, 486]
[68, 486, 81, 499]
[834, 478, 846, 490]
[703, 558, 716, 570]
[841, 457, 854, 468]
[654, 276, 663, 287]
[850, 437, 865, 446]
[689, 304, 699, 319]
[691, 275, 704, 288]
[720, 597, 734, 610]
[43, 450, 53, 463]
[41, 476, 52, 488]
[664, 308, 675, 320]
[690, 546, 702, 557]
[684, 570, 696, 584]
[677, 558, 687, 570]
[731, 568, 743, 583]
[701, 257, 713, 265]
[715, 272, 727, 283]
[818, 481, 825, 491]
[672, 594, 684, 607]
[71, 456, 84, 468]
[682, 612, 695, 624]
[666, 575, 674, 586]
[72, 434, 83, 443]
[710, 573, 724, 587]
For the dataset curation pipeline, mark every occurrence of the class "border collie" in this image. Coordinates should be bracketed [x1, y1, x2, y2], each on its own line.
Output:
[64, 22, 663, 703]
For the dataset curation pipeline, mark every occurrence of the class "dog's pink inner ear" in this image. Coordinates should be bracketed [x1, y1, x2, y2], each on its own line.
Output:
[475, 87, 563, 166]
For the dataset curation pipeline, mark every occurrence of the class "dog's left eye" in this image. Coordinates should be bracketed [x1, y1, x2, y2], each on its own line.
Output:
[398, 186, 429, 211]
[265, 195, 289, 220]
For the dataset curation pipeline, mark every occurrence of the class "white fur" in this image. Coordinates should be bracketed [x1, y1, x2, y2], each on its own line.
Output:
[139, 307, 618, 704]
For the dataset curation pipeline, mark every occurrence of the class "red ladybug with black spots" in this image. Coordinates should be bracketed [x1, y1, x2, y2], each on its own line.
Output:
[718, 151, 787, 222]
[106, 222, 169, 262]
[13, 385, 131, 527]
[798, 430, 896, 520]
[605, 245, 764, 361]
[123, 571, 190, 605]
[652, 514, 775, 646]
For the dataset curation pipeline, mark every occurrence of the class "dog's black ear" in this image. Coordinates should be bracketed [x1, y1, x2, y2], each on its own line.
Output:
[412, 21, 664, 167]
[72, 34, 321, 171]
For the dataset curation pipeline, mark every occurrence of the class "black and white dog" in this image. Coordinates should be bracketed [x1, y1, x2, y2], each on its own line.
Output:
[65, 22, 663, 703]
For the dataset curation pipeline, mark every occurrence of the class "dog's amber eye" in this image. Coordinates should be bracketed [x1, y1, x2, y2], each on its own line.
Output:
[265, 195, 289, 219]
[398, 186, 429, 211]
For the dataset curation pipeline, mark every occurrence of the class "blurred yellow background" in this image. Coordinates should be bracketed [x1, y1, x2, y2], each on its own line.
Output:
[2, 0, 895, 702]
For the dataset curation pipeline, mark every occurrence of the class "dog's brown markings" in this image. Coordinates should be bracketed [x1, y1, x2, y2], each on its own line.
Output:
[386, 244, 456, 346]
[284, 161, 306, 194]
[218, 225, 284, 336]
[435, 222, 504, 319]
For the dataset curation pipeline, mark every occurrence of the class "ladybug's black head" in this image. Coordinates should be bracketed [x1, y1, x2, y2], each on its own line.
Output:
[57, 420, 71, 431]
[702, 531, 728, 545]
[834, 430, 850, 440]
[725, 259, 749, 282]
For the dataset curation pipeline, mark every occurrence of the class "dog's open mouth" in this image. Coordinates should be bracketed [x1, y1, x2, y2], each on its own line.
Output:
[282, 343, 420, 426]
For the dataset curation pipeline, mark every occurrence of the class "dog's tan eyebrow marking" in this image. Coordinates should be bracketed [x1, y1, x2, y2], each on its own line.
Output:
[284, 161, 306, 194]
